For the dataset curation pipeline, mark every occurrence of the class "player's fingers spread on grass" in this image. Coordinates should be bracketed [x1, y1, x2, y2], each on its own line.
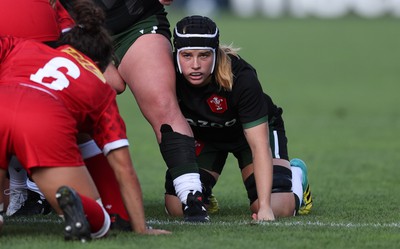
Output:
[252, 211, 275, 222]
[145, 228, 172, 235]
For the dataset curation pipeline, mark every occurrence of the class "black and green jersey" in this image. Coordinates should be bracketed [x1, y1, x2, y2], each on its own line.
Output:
[177, 55, 282, 143]
[93, 0, 164, 34]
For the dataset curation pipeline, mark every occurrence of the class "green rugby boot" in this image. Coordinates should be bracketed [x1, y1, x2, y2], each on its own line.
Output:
[290, 158, 313, 215]
[207, 194, 220, 214]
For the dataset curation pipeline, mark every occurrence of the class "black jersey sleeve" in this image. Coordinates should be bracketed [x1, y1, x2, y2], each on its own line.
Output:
[231, 57, 269, 128]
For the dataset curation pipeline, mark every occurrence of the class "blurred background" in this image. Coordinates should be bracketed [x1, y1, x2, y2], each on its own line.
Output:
[169, 0, 400, 18]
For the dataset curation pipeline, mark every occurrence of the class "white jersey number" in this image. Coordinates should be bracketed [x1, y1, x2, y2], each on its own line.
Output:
[30, 57, 80, 91]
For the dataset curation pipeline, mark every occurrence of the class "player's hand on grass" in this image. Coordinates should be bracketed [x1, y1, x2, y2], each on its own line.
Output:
[143, 227, 172, 235]
[252, 207, 275, 221]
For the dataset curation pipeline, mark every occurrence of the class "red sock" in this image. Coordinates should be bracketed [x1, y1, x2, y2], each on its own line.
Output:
[85, 154, 129, 221]
[79, 194, 106, 233]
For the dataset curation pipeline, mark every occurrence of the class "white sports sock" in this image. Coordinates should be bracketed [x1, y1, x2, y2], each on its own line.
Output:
[173, 173, 202, 205]
[291, 166, 303, 206]
[26, 178, 45, 200]
[8, 156, 28, 189]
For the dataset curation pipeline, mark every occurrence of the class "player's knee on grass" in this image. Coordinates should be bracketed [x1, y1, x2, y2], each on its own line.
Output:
[164, 194, 183, 217]
[164, 170, 187, 217]
[164, 172, 183, 216]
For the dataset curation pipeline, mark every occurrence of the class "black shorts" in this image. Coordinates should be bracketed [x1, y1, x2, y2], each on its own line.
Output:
[196, 126, 289, 174]
[112, 9, 171, 61]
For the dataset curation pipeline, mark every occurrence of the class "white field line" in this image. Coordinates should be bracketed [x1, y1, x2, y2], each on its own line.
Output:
[9, 217, 400, 229]
[146, 220, 400, 228]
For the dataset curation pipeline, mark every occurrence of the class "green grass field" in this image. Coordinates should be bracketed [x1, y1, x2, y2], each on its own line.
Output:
[2, 13, 400, 249]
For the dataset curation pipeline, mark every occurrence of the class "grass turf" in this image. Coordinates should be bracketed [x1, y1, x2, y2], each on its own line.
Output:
[1, 13, 400, 249]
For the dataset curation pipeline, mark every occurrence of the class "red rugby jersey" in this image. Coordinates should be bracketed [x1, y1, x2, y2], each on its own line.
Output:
[0, 0, 74, 42]
[0, 36, 127, 153]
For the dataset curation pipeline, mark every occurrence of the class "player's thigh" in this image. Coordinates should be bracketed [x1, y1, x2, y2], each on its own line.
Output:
[120, 34, 175, 95]
[117, 13, 174, 96]
[31, 166, 99, 214]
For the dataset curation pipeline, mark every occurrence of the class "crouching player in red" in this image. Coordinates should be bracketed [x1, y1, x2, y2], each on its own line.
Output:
[0, 1, 130, 227]
[0, 0, 74, 216]
[0, 0, 169, 240]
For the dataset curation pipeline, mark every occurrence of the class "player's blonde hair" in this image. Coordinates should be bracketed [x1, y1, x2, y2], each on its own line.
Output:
[214, 44, 240, 91]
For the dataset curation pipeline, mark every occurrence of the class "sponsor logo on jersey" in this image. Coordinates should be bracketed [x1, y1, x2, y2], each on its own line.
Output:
[186, 118, 236, 128]
[61, 47, 106, 83]
[207, 94, 227, 113]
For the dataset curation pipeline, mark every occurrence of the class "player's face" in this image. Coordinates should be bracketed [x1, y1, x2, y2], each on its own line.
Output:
[178, 49, 214, 87]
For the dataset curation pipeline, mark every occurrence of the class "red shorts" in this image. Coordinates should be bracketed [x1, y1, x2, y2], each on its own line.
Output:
[0, 84, 84, 174]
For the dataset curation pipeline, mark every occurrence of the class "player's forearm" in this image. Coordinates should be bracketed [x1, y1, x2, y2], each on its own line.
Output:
[244, 124, 273, 210]
[253, 152, 273, 209]
[107, 147, 148, 233]
[119, 169, 148, 233]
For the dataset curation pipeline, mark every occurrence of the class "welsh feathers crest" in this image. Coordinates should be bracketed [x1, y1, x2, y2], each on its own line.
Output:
[207, 94, 227, 113]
